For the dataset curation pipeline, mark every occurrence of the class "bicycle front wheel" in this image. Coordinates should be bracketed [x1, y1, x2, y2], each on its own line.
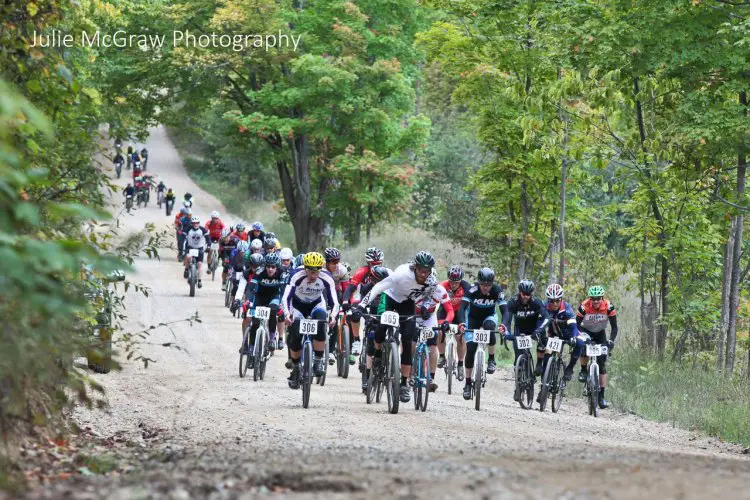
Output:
[339, 322, 350, 378]
[386, 340, 400, 414]
[239, 327, 251, 378]
[253, 328, 264, 382]
[447, 345, 455, 395]
[188, 264, 196, 297]
[516, 354, 534, 409]
[538, 356, 553, 412]
[588, 363, 600, 417]
[551, 356, 565, 413]
[474, 355, 483, 411]
[302, 342, 313, 409]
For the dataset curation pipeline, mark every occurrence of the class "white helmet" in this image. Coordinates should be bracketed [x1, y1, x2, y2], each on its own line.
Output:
[190, 216, 200, 224]
[279, 247, 293, 260]
[545, 283, 564, 300]
[221, 228, 230, 238]
[210, 210, 220, 219]
[250, 238, 263, 250]
[237, 240, 249, 253]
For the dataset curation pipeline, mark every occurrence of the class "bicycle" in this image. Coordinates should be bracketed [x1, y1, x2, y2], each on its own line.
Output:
[511, 331, 536, 409]
[359, 316, 373, 394]
[579, 333, 608, 417]
[157, 190, 164, 208]
[333, 310, 351, 379]
[292, 318, 327, 409]
[207, 241, 220, 281]
[165, 197, 174, 216]
[443, 324, 461, 395]
[410, 325, 441, 412]
[238, 306, 272, 380]
[225, 270, 242, 310]
[361, 312, 409, 414]
[464, 328, 500, 411]
[186, 248, 199, 297]
[537, 333, 571, 413]
[124, 194, 133, 213]
[115, 160, 123, 179]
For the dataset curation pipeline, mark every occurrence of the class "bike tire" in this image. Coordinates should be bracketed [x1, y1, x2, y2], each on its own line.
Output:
[447, 346, 454, 395]
[260, 333, 268, 380]
[318, 332, 329, 386]
[589, 363, 600, 417]
[474, 355, 483, 411]
[253, 327, 264, 382]
[539, 356, 553, 412]
[340, 323, 350, 378]
[421, 355, 430, 412]
[412, 352, 421, 411]
[366, 368, 376, 404]
[551, 356, 565, 413]
[386, 340, 400, 414]
[189, 264, 196, 297]
[302, 342, 313, 409]
[239, 327, 251, 378]
[224, 283, 231, 308]
[516, 355, 533, 409]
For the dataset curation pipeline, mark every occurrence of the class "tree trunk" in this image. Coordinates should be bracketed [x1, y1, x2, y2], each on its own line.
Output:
[725, 90, 747, 375]
[518, 181, 530, 281]
[717, 225, 734, 372]
[557, 67, 569, 284]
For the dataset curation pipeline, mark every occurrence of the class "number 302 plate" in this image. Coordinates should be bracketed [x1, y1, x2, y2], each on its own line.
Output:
[299, 319, 318, 336]
[516, 335, 532, 350]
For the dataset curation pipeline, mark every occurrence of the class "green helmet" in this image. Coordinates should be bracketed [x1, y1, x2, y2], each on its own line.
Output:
[588, 285, 604, 298]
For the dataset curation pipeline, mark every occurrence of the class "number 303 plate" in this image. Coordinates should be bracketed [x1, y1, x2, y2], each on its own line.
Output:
[299, 319, 318, 335]
[472, 329, 490, 344]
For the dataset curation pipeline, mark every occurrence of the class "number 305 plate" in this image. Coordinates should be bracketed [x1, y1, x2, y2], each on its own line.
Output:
[299, 319, 318, 335]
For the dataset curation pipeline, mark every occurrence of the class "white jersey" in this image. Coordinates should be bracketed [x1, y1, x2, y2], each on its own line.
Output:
[184, 226, 208, 250]
[359, 263, 435, 308]
[329, 263, 349, 285]
[282, 268, 340, 317]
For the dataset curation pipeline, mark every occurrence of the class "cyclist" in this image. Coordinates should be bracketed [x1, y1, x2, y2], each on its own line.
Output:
[126, 144, 134, 168]
[323, 248, 353, 364]
[544, 283, 582, 383]
[123, 183, 135, 199]
[205, 211, 226, 272]
[459, 267, 507, 400]
[164, 188, 176, 209]
[250, 238, 263, 254]
[353, 251, 437, 404]
[576, 285, 618, 409]
[156, 180, 166, 201]
[279, 247, 294, 271]
[414, 279, 454, 393]
[249, 221, 265, 243]
[113, 152, 124, 170]
[282, 252, 339, 389]
[232, 222, 248, 242]
[341, 247, 384, 363]
[175, 207, 192, 259]
[276, 247, 295, 351]
[140, 147, 148, 169]
[231, 252, 286, 363]
[181, 216, 209, 287]
[501, 279, 550, 401]
[182, 192, 193, 209]
[265, 232, 282, 250]
[263, 237, 278, 255]
[354, 266, 391, 391]
[437, 265, 471, 373]
[224, 240, 249, 298]
[219, 227, 238, 290]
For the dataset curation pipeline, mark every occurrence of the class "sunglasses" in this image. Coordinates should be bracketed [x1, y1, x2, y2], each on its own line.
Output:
[548, 298, 561, 303]
[590, 297, 603, 301]
[519, 292, 531, 297]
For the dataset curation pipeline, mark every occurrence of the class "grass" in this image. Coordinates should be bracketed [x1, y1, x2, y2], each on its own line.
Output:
[609, 348, 750, 446]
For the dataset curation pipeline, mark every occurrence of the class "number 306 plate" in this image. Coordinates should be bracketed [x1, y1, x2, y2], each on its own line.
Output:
[299, 319, 318, 335]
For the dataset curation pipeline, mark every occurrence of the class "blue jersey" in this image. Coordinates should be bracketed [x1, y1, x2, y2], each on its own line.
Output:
[545, 300, 579, 339]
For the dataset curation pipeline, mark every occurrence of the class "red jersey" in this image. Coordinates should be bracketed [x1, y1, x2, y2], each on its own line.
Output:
[440, 279, 470, 310]
[415, 284, 454, 323]
[205, 219, 225, 240]
[350, 266, 373, 287]
[231, 230, 248, 242]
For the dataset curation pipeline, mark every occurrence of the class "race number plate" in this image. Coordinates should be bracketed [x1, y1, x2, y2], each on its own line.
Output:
[254, 306, 271, 320]
[211, 242, 219, 250]
[380, 311, 399, 327]
[418, 328, 435, 343]
[516, 335, 532, 350]
[472, 329, 491, 344]
[235, 271, 243, 280]
[586, 344, 602, 357]
[188, 248, 199, 257]
[449, 324, 458, 334]
[547, 337, 563, 353]
[299, 319, 318, 336]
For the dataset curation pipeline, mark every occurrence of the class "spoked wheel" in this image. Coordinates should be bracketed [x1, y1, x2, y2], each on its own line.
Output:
[317, 334, 329, 387]
[302, 343, 313, 409]
[474, 357, 483, 411]
[588, 364, 600, 417]
[188, 264, 196, 297]
[338, 323, 350, 378]
[516, 355, 534, 409]
[239, 328, 251, 378]
[259, 329, 269, 380]
[253, 328, 264, 382]
[366, 368, 377, 404]
[539, 357, 553, 412]
[375, 373, 384, 403]
[386, 340, 400, 414]
[551, 357, 565, 413]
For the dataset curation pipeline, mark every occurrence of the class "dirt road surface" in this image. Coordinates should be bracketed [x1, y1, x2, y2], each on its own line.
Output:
[26, 127, 750, 499]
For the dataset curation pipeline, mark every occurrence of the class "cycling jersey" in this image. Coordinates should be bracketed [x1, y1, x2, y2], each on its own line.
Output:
[359, 263, 434, 308]
[576, 298, 618, 340]
[248, 230, 265, 243]
[326, 262, 350, 299]
[282, 268, 339, 318]
[415, 284, 454, 323]
[343, 265, 375, 303]
[205, 219, 225, 240]
[183, 226, 208, 250]
[546, 300, 579, 339]
[176, 215, 191, 234]
[244, 268, 286, 305]
[502, 295, 550, 334]
[440, 279, 471, 311]
[123, 186, 135, 197]
[459, 283, 506, 325]
[165, 192, 176, 200]
[157, 184, 166, 193]
[231, 230, 248, 242]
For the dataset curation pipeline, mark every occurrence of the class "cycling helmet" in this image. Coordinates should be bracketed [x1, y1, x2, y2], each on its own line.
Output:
[588, 285, 605, 298]
[448, 265, 464, 282]
[294, 254, 305, 267]
[236, 240, 249, 253]
[235, 222, 246, 232]
[184, 207, 192, 215]
[518, 279, 535, 294]
[248, 253, 264, 268]
[546, 283, 564, 300]
[477, 267, 495, 283]
[279, 247, 293, 260]
[210, 211, 220, 219]
[221, 228, 230, 238]
[184, 192, 193, 200]
[303, 252, 325, 269]
[365, 247, 384, 263]
[369, 265, 390, 283]
[250, 239, 263, 250]
[263, 237, 276, 249]
[190, 216, 200, 224]
[266, 232, 276, 240]
[264, 252, 280, 267]
[251, 221, 264, 231]
[324, 247, 341, 262]
[414, 250, 435, 268]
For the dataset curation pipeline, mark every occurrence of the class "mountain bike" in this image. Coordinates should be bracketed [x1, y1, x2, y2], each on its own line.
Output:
[124, 194, 133, 213]
[115, 160, 123, 179]
[362, 312, 407, 414]
[294, 318, 327, 409]
[579, 333, 608, 417]
[333, 310, 351, 379]
[186, 248, 199, 297]
[238, 306, 271, 381]
[410, 325, 440, 412]
[464, 329, 500, 411]
[538, 334, 569, 413]
[157, 190, 164, 208]
[207, 241, 220, 281]
[443, 324, 461, 395]
[316, 322, 332, 387]
[225, 270, 242, 310]
[135, 189, 144, 208]
[512, 331, 536, 409]
[359, 317, 373, 394]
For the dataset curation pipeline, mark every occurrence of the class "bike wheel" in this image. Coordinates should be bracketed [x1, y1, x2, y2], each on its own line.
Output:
[421, 355, 430, 412]
[224, 283, 231, 308]
[516, 355, 533, 409]
[447, 346, 455, 395]
[412, 353, 421, 411]
[253, 328, 264, 382]
[318, 333, 329, 387]
[386, 341, 400, 414]
[260, 328, 269, 380]
[588, 363, 600, 417]
[539, 356, 553, 412]
[474, 355, 483, 411]
[366, 368, 376, 404]
[551, 357, 565, 413]
[302, 342, 313, 409]
[340, 323, 350, 379]
[239, 328, 251, 378]
[188, 265, 196, 297]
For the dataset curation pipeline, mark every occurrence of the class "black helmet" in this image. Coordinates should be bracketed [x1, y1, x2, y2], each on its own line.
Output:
[414, 250, 435, 268]
[263, 237, 276, 249]
[369, 265, 390, 283]
[266, 231, 276, 239]
[324, 247, 341, 262]
[518, 279, 535, 294]
[248, 253, 264, 268]
[448, 265, 464, 282]
[477, 267, 495, 283]
[184, 192, 192, 200]
[264, 252, 281, 267]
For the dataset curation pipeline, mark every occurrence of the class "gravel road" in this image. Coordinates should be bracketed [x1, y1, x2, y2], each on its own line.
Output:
[25, 126, 750, 499]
